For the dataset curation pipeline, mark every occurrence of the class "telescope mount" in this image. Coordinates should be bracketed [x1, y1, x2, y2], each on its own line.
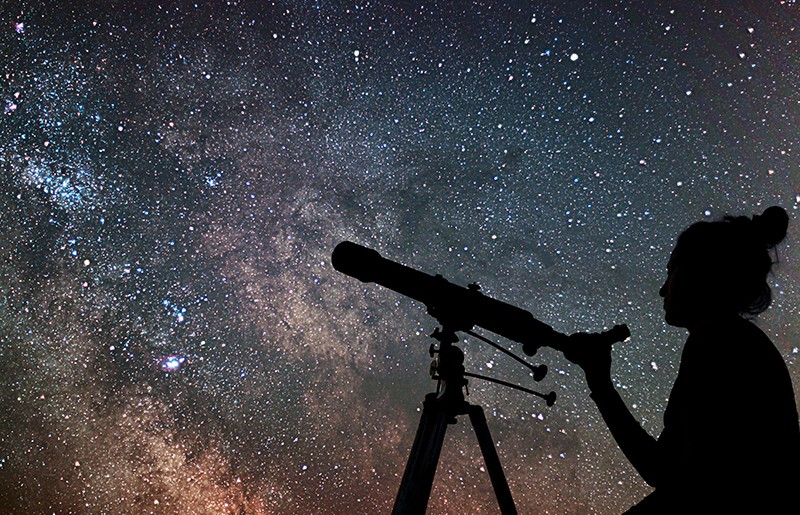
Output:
[393, 325, 523, 515]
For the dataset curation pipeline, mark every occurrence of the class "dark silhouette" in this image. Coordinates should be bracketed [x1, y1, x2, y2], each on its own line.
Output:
[565, 206, 800, 514]
[333, 242, 630, 514]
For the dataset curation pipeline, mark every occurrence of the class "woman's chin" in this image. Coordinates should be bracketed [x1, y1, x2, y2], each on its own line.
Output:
[664, 311, 690, 328]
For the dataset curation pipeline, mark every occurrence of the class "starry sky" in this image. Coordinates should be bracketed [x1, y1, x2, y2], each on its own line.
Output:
[2, 1, 800, 513]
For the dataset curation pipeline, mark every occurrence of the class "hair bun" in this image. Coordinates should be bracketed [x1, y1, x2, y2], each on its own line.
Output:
[753, 206, 789, 247]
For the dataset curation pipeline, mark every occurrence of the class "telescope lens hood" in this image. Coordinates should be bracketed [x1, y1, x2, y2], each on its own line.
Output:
[331, 241, 382, 283]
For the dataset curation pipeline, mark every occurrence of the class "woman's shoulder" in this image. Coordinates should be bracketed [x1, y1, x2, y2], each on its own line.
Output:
[686, 315, 779, 367]
[683, 316, 796, 416]
[690, 315, 767, 344]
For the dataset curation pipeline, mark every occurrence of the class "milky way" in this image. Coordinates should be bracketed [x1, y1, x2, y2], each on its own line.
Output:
[1, 1, 799, 513]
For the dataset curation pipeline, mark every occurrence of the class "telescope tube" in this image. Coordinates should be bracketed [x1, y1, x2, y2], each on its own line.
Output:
[332, 241, 572, 352]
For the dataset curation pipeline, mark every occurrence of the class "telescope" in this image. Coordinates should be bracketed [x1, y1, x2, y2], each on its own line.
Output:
[332, 240, 628, 355]
[332, 240, 629, 514]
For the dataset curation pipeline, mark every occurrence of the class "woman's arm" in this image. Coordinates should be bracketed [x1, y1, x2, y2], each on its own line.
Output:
[564, 333, 662, 487]
[586, 376, 661, 486]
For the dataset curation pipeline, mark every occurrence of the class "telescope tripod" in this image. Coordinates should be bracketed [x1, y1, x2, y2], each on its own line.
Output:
[393, 327, 518, 515]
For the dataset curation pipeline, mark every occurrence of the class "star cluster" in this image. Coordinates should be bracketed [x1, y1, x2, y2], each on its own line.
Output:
[1, 1, 799, 513]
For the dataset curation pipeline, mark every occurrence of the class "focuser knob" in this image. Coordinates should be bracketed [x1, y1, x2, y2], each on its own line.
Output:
[532, 364, 547, 382]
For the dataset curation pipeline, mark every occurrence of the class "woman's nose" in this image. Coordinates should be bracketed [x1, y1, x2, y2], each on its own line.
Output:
[659, 280, 667, 298]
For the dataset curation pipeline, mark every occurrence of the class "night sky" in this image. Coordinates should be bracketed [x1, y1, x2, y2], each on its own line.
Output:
[2, 1, 800, 513]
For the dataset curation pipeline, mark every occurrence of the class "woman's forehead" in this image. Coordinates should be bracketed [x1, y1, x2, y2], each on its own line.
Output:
[667, 241, 696, 269]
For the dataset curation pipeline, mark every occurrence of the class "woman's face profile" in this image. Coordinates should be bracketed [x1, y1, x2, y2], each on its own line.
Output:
[660, 254, 690, 328]
[659, 246, 706, 329]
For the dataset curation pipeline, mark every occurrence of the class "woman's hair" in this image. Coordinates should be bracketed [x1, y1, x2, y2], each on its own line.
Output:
[675, 206, 789, 317]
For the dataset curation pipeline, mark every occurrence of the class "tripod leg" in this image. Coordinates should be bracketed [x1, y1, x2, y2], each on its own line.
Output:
[393, 392, 450, 515]
[468, 405, 518, 515]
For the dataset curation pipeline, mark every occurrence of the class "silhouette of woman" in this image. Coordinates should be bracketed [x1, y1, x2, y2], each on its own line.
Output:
[565, 206, 800, 514]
